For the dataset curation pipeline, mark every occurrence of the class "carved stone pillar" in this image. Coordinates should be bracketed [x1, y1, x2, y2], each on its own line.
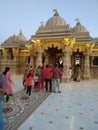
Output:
[12, 48, 19, 74]
[13, 48, 19, 61]
[36, 45, 43, 67]
[62, 44, 72, 82]
[3, 48, 8, 60]
[36, 50, 43, 67]
[44, 53, 49, 66]
[29, 54, 35, 69]
[83, 48, 91, 79]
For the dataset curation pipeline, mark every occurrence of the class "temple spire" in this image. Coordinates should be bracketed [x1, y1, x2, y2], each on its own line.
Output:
[53, 9, 59, 16]
[75, 18, 80, 25]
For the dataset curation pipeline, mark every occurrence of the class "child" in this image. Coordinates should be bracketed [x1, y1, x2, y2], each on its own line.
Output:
[26, 72, 33, 97]
[33, 74, 39, 90]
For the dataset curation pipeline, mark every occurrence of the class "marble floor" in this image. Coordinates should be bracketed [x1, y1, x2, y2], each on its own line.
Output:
[17, 79, 98, 130]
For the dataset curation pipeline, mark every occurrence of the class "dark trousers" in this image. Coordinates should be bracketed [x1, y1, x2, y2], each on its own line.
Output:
[23, 80, 26, 89]
[26, 86, 32, 96]
[34, 82, 38, 89]
[45, 78, 52, 91]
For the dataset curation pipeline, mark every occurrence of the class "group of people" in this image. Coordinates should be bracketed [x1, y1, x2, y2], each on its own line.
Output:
[23, 63, 63, 96]
[42, 63, 63, 93]
[0, 63, 63, 129]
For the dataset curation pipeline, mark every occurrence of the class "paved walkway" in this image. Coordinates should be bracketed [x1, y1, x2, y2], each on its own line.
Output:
[3, 75, 50, 130]
[17, 79, 98, 130]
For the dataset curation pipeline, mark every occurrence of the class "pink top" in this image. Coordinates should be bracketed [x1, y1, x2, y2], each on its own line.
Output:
[6, 72, 13, 94]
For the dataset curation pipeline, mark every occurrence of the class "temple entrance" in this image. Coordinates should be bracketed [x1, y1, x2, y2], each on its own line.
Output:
[44, 47, 63, 66]
[72, 49, 84, 80]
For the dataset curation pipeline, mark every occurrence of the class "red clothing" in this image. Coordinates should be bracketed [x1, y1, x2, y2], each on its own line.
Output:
[29, 69, 35, 78]
[52, 67, 62, 78]
[23, 72, 28, 80]
[39, 69, 45, 81]
[44, 67, 52, 79]
[26, 77, 33, 86]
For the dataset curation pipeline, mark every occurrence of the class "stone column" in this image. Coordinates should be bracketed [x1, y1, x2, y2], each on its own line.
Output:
[3, 48, 8, 60]
[29, 54, 35, 69]
[35, 45, 43, 67]
[36, 51, 42, 67]
[62, 44, 72, 82]
[44, 53, 49, 66]
[13, 48, 19, 61]
[12, 48, 19, 74]
[83, 48, 91, 79]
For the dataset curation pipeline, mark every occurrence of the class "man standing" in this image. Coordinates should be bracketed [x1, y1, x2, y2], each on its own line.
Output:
[52, 63, 62, 93]
[0, 73, 7, 130]
[44, 64, 52, 92]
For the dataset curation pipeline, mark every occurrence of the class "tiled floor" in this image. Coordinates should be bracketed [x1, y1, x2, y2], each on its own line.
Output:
[17, 79, 98, 130]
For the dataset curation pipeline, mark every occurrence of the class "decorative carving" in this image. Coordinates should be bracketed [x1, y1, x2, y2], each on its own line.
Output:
[83, 46, 91, 79]
[12, 48, 19, 54]
[62, 44, 72, 82]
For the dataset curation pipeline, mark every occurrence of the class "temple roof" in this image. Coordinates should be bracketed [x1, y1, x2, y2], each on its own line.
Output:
[1, 30, 28, 48]
[72, 19, 88, 33]
[31, 10, 72, 40]
[45, 9, 67, 27]
[17, 30, 27, 41]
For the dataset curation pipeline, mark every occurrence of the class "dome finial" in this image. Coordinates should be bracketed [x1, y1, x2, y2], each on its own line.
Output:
[53, 9, 59, 16]
[40, 21, 44, 26]
[19, 29, 22, 35]
[75, 18, 80, 25]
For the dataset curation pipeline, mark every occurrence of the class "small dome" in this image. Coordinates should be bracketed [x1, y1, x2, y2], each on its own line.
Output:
[45, 9, 67, 27]
[1, 30, 28, 47]
[73, 19, 88, 32]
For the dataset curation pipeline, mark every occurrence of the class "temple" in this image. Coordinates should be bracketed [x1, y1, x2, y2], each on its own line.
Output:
[0, 10, 98, 82]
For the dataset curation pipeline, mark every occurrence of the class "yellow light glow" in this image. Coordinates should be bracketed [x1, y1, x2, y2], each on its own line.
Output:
[31, 40, 35, 43]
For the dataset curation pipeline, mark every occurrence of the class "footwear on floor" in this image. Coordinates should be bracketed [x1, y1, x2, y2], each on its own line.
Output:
[58, 91, 61, 93]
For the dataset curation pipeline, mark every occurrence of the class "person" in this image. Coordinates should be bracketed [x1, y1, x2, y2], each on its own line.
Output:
[36, 66, 41, 77]
[3, 67, 14, 102]
[28, 66, 35, 78]
[26, 72, 33, 97]
[44, 64, 52, 92]
[38, 66, 45, 90]
[0, 73, 7, 130]
[69, 67, 72, 80]
[52, 63, 62, 93]
[76, 67, 81, 82]
[23, 69, 28, 89]
[33, 74, 39, 90]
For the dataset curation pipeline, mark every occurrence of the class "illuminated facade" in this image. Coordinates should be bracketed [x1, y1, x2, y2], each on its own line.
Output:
[0, 10, 98, 82]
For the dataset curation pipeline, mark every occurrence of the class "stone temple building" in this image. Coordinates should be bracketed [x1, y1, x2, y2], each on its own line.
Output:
[0, 10, 98, 82]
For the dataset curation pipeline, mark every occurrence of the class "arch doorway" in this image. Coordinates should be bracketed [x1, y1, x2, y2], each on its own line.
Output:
[44, 47, 63, 66]
[72, 49, 84, 80]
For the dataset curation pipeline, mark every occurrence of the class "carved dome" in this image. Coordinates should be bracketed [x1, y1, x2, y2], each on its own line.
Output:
[1, 30, 28, 47]
[45, 9, 67, 27]
[73, 19, 88, 32]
